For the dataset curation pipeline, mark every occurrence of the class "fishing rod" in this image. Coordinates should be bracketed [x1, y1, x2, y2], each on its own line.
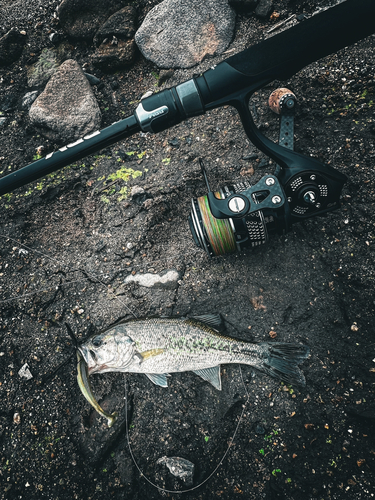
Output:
[0, 0, 374, 256]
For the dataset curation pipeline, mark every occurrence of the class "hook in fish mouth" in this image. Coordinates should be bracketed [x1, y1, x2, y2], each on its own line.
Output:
[76, 350, 118, 427]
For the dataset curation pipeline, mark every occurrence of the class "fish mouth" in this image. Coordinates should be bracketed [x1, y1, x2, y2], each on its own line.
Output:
[78, 346, 100, 375]
[77, 345, 109, 374]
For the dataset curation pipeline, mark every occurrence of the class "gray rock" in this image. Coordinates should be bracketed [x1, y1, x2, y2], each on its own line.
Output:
[93, 6, 137, 46]
[29, 59, 101, 143]
[49, 32, 63, 46]
[27, 48, 61, 87]
[92, 6, 137, 72]
[0, 28, 26, 66]
[135, 0, 235, 69]
[255, 0, 274, 19]
[0, 117, 7, 128]
[21, 91, 39, 110]
[124, 269, 180, 289]
[57, 0, 129, 39]
[91, 37, 136, 72]
[130, 186, 145, 198]
[84, 73, 101, 85]
[157, 456, 195, 486]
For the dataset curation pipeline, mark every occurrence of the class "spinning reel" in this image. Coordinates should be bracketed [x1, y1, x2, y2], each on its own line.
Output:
[189, 89, 347, 257]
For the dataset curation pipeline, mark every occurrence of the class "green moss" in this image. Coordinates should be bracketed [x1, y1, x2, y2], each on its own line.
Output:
[118, 187, 128, 202]
[0, 154, 143, 206]
[97, 166, 143, 203]
[107, 166, 142, 183]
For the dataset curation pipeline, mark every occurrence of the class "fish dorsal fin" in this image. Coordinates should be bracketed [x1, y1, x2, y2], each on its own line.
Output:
[145, 373, 170, 388]
[193, 366, 222, 391]
[190, 314, 225, 332]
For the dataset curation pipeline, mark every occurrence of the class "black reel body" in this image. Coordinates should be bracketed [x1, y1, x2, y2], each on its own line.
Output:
[189, 164, 345, 257]
[190, 87, 347, 257]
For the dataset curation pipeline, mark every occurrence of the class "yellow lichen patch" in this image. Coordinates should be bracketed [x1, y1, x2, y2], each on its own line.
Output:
[98, 166, 143, 203]
[107, 166, 142, 184]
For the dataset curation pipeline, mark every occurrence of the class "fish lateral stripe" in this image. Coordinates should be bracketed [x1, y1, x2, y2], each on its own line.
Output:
[140, 348, 164, 360]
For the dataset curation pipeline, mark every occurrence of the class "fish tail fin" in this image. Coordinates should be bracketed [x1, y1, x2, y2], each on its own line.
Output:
[260, 343, 310, 387]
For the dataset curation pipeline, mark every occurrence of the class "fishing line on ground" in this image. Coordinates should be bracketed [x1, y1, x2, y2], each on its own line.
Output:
[123, 365, 250, 494]
[0, 278, 94, 304]
[0, 233, 137, 318]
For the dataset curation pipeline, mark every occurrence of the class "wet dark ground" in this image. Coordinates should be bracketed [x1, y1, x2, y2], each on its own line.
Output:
[1, 1, 375, 499]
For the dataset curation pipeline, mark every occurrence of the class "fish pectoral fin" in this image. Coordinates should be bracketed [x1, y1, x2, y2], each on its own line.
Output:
[145, 373, 170, 387]
[190, 314, 225, 332]
[139, 348, 164, 361]
[193, 366, 222, 391]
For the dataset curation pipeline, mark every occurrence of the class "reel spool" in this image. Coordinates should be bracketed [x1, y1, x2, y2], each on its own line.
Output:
[189, 172, 287, 258]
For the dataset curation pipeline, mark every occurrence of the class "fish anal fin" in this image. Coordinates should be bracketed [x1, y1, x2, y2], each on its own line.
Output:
[145, 373, 170, 388]
[193, 366, 222, 390]
[190, 314, 225, 332]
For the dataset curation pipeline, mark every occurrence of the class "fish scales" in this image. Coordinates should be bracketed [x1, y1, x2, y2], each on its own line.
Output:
[118, 317, 264, 374]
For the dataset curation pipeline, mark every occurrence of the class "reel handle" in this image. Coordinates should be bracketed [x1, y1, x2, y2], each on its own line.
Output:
[207, 175, 285, 220]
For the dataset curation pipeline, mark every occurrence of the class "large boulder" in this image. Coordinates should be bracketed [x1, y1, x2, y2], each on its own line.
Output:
[57, 0, 129, 39]
[135, 0, 236, 69]
[29, 59, 101, 143]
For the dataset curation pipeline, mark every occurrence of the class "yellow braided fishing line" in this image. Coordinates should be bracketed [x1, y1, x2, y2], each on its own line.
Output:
[197, 194, 236, 256]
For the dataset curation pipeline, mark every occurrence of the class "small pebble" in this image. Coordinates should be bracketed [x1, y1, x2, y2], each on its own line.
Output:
[255, 424, 265, 434]
[18, 363, 33, 380]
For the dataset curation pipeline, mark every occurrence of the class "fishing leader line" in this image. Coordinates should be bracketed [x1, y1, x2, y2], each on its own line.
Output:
[123, 365, 251, 494]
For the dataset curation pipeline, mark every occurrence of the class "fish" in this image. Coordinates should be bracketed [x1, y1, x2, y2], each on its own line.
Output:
[77, 315, 310, 426]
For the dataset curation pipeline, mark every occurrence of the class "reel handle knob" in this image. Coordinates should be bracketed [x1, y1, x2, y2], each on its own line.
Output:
[268, 88, 297, 115]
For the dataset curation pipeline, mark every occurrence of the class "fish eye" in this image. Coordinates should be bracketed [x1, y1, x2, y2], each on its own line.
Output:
[91, 336, 103, 347]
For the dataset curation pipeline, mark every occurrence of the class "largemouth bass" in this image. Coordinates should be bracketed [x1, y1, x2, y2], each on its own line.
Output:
[77, 315, 309, 426]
